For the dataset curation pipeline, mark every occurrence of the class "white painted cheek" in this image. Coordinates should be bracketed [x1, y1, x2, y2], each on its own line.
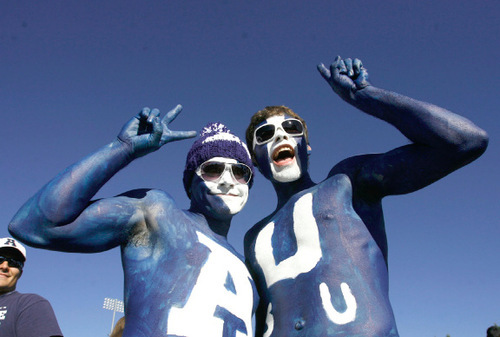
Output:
[204, 180, 220, 194]
[204, 180, 249, 215]
[196, 181, 230, 216]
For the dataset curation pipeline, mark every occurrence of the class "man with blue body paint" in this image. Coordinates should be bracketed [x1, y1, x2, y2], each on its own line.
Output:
[244, 56, 488, 336]
[9, 106, 257, 337]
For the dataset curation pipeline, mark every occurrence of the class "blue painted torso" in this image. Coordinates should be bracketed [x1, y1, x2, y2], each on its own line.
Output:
[246, 174, 398, 337]
[120, 190, 257, 337]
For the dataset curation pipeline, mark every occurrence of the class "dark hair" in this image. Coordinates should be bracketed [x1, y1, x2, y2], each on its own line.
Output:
[487, 324, 500, 337]
[245, 106, 309, 164]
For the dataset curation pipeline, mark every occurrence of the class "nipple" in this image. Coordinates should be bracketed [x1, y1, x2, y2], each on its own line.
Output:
[294, 319, 305, 330]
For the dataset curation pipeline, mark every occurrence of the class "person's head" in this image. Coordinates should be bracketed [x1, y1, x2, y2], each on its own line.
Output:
[110, 316, 125, 337]
[487, 324, 500, 337]
[246, 106, 310, 183]
[183, 122, 254, 221]
[0, 237, 26, 294]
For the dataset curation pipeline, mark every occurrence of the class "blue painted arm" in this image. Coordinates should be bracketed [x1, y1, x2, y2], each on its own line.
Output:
[318, 56, 488, 196]
[9, 106, 196, 252]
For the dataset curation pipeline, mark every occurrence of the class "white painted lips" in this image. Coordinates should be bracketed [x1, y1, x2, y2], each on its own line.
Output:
[211, 192, 239, 197]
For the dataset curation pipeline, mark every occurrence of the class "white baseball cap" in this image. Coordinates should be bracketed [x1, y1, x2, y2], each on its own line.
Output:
[0, 237, 27, 262]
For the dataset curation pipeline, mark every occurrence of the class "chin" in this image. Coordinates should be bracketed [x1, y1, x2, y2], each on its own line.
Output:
[222, 200, 246, 215]
[271, 164, 302, 183]
[208, 196, 246, 216]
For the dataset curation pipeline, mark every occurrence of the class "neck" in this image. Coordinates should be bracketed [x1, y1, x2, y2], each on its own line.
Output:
[0, 287, 15, 296]
[272, 172, 315, 209]
[188, 205, 232, 238]
[206, 216, 231, 238]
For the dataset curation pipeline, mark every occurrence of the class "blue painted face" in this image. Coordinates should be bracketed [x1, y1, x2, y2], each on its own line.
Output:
[190, 157, 250, 220]
[253, 115, 309, 183]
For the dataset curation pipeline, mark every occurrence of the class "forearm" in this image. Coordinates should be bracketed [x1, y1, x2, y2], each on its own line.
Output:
[352, 85, 488, 153]
[10, 139, 133, 229]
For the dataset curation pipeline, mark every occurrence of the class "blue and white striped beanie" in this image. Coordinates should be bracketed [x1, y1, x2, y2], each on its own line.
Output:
[183, 122, 254, 198]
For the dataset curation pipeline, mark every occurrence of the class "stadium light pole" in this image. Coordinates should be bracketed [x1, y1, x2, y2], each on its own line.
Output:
[103, 297, 124, 335]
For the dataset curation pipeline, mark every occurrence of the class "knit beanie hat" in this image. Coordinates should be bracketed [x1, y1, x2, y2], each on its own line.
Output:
[183, 122, 254, 198]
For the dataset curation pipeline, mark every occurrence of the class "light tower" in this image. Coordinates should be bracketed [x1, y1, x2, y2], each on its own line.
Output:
[103, 297, 124, 335]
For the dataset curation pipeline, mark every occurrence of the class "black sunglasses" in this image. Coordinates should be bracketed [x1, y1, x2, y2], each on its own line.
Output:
[197, 161, 252, 185]
[254, 119, 304, 145]
[0, 255, 24, 269]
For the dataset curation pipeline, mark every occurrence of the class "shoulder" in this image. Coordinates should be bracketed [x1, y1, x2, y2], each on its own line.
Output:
[118, 188, 178, 207]
[327, 153, 385, 200]
[2, 292, 51, 309]
[11, 293, 63, 336]
[244, 215, 274, 252]
[328, 154, 377, 178]
[17, 292, 49, 304]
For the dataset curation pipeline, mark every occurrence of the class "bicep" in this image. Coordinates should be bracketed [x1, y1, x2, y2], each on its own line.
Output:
[356, 143, 466, 198]
[31, 195, 144, 252]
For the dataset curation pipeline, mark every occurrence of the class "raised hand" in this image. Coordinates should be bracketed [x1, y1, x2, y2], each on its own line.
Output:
[118, 105, 197, 159]
[317, 56, 370, 103]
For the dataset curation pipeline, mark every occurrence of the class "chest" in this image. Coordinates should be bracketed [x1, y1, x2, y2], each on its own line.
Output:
[252, 176, 377, 285]
[123, 217, 257, 336]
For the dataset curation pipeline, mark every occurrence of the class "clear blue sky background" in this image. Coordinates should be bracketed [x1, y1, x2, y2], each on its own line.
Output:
[1, 1, 498, 336]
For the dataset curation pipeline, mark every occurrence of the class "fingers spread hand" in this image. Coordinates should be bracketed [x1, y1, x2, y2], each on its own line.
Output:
[150, 116, 163, 144]
[162, 104, 183, 124]
[139, 107, 151, 119]
[344, 58, 353, 77]
[331, 56, 347, 77]
[353, 58, 363, 77]
[172, 130, 198, 141]
[147, 108, 161, 123]
[159, 129, 197, 146]
[317, 63, 331, 80]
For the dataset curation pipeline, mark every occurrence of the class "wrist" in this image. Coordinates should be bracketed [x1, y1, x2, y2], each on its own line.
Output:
[112, 138, 136, 164]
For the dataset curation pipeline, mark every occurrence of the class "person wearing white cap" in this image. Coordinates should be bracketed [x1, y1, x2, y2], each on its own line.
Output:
[0, 237, 63, 337]
[9, 106, 257, 337]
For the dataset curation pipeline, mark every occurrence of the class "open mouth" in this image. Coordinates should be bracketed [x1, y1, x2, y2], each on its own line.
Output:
[272, 144, 295, 166]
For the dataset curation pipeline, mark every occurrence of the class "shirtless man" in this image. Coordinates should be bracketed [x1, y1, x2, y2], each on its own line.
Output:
[244, 56, 488, 336]
[9, 106, 257, 337]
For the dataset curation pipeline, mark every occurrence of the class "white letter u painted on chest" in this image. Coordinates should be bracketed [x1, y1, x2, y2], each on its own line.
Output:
[254, 193, 321, 287]
[254, 192, 357, 326]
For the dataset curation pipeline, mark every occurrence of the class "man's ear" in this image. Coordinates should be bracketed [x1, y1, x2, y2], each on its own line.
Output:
[307, 144, 312, 155]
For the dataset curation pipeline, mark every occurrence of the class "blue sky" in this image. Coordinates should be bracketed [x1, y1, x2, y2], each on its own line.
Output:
[1, 1, 498, 336]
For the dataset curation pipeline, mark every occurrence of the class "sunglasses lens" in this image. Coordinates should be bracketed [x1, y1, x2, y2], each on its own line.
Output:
[255, 124, 276, 144]
[255, 119, 304, 145]
[199, 162, 251, 184]
[200, 162, 226, 181]
[231, 164, 252, 184]
[282, 119, 303, 134]
[0, 256, 23, 269]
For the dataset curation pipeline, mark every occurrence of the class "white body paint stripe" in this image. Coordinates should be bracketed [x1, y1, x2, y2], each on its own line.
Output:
[167, 231, 253, 337]
[254, 192, 358, 332]
[320, 282, 357, 324]
[254, 193, 321, 287]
